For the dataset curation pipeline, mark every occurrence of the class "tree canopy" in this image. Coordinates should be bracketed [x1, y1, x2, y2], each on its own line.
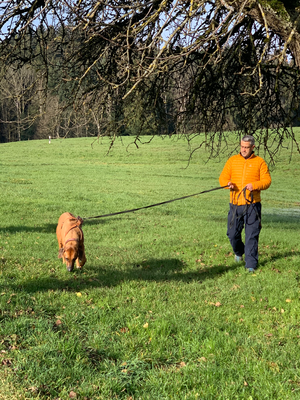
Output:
[0, 0, 300, 160]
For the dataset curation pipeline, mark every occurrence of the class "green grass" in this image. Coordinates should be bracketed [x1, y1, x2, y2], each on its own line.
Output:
[0, 132, 300, 399]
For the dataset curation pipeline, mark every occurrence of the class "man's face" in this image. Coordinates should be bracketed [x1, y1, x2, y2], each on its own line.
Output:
[240, 140, 254, 159]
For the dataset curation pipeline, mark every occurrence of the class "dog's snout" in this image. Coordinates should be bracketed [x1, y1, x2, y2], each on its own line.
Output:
[66, 263, 75, 272]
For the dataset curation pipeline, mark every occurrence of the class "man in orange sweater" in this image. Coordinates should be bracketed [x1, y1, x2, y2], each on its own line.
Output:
[219, 135, 271, 272]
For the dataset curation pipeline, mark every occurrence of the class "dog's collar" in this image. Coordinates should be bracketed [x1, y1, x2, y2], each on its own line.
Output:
[64, 238, 79, 246]
[64, 224, 84, 241]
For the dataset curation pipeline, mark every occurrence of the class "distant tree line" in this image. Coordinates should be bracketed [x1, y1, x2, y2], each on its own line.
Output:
[0, 30, 299, 144]
[0, 50, 177, 143]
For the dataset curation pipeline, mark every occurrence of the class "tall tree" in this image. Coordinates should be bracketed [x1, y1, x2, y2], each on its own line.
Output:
[0, 65, 37, 141]
[0, 0, 299, 159]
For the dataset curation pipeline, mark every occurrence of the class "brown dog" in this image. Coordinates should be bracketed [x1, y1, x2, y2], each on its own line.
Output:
[56, 212, 86, 272]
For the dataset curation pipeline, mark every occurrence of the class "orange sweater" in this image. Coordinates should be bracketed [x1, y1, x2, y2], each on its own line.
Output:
[219, 153, 271, 205]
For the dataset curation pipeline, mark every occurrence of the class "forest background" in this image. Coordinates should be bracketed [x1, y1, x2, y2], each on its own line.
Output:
[1, 0, 300, 158]
[1, 51, 300, 144]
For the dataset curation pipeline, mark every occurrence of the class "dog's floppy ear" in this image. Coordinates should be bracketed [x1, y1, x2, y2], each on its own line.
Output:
[58, 248, 64, 258]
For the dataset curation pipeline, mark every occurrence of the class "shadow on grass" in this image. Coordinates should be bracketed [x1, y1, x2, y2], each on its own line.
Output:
[0, 216, 134, 234]
[258, 250, 300, 267]
[0, 224, 58, 234]
[3, 248, 298, 294]
[264, 213, 300, 228]
[5, 257, 241, 294]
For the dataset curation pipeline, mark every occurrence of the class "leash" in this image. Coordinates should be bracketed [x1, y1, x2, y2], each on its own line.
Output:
[229, 187, 261, 228]
[82, 185, 228, 221]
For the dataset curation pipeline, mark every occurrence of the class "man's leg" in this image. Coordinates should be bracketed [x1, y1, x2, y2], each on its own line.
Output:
[227, 204, 245, 257]
[244, 203, 262, 270]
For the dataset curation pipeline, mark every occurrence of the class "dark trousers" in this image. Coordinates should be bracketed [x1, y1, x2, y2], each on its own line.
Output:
[227, 202, 262, 270]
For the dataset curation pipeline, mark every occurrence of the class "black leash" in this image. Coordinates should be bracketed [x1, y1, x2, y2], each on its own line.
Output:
[82, 185, 228, 221]
[229, 187, 261, 228]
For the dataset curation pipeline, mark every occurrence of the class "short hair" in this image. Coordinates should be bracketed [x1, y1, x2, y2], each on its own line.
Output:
[241, 135, 255, 147]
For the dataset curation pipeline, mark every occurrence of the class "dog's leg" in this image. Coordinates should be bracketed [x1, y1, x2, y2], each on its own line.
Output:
[76, 255, 86, 269]
[76, 247, 86, 269]
[76, 258, 81, 269]
[81, 253, 87, 268]
[58, 243, 65, 262]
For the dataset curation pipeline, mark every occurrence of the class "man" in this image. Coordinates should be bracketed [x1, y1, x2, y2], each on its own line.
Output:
[219, 135, 271, 272]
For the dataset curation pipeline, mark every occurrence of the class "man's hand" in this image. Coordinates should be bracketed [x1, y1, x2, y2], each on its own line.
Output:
[228, 182, 235, 189]
[245, 183, 253, 192]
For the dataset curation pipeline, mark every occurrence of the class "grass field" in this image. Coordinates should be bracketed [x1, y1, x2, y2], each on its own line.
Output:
[0, 132, 300, 399]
